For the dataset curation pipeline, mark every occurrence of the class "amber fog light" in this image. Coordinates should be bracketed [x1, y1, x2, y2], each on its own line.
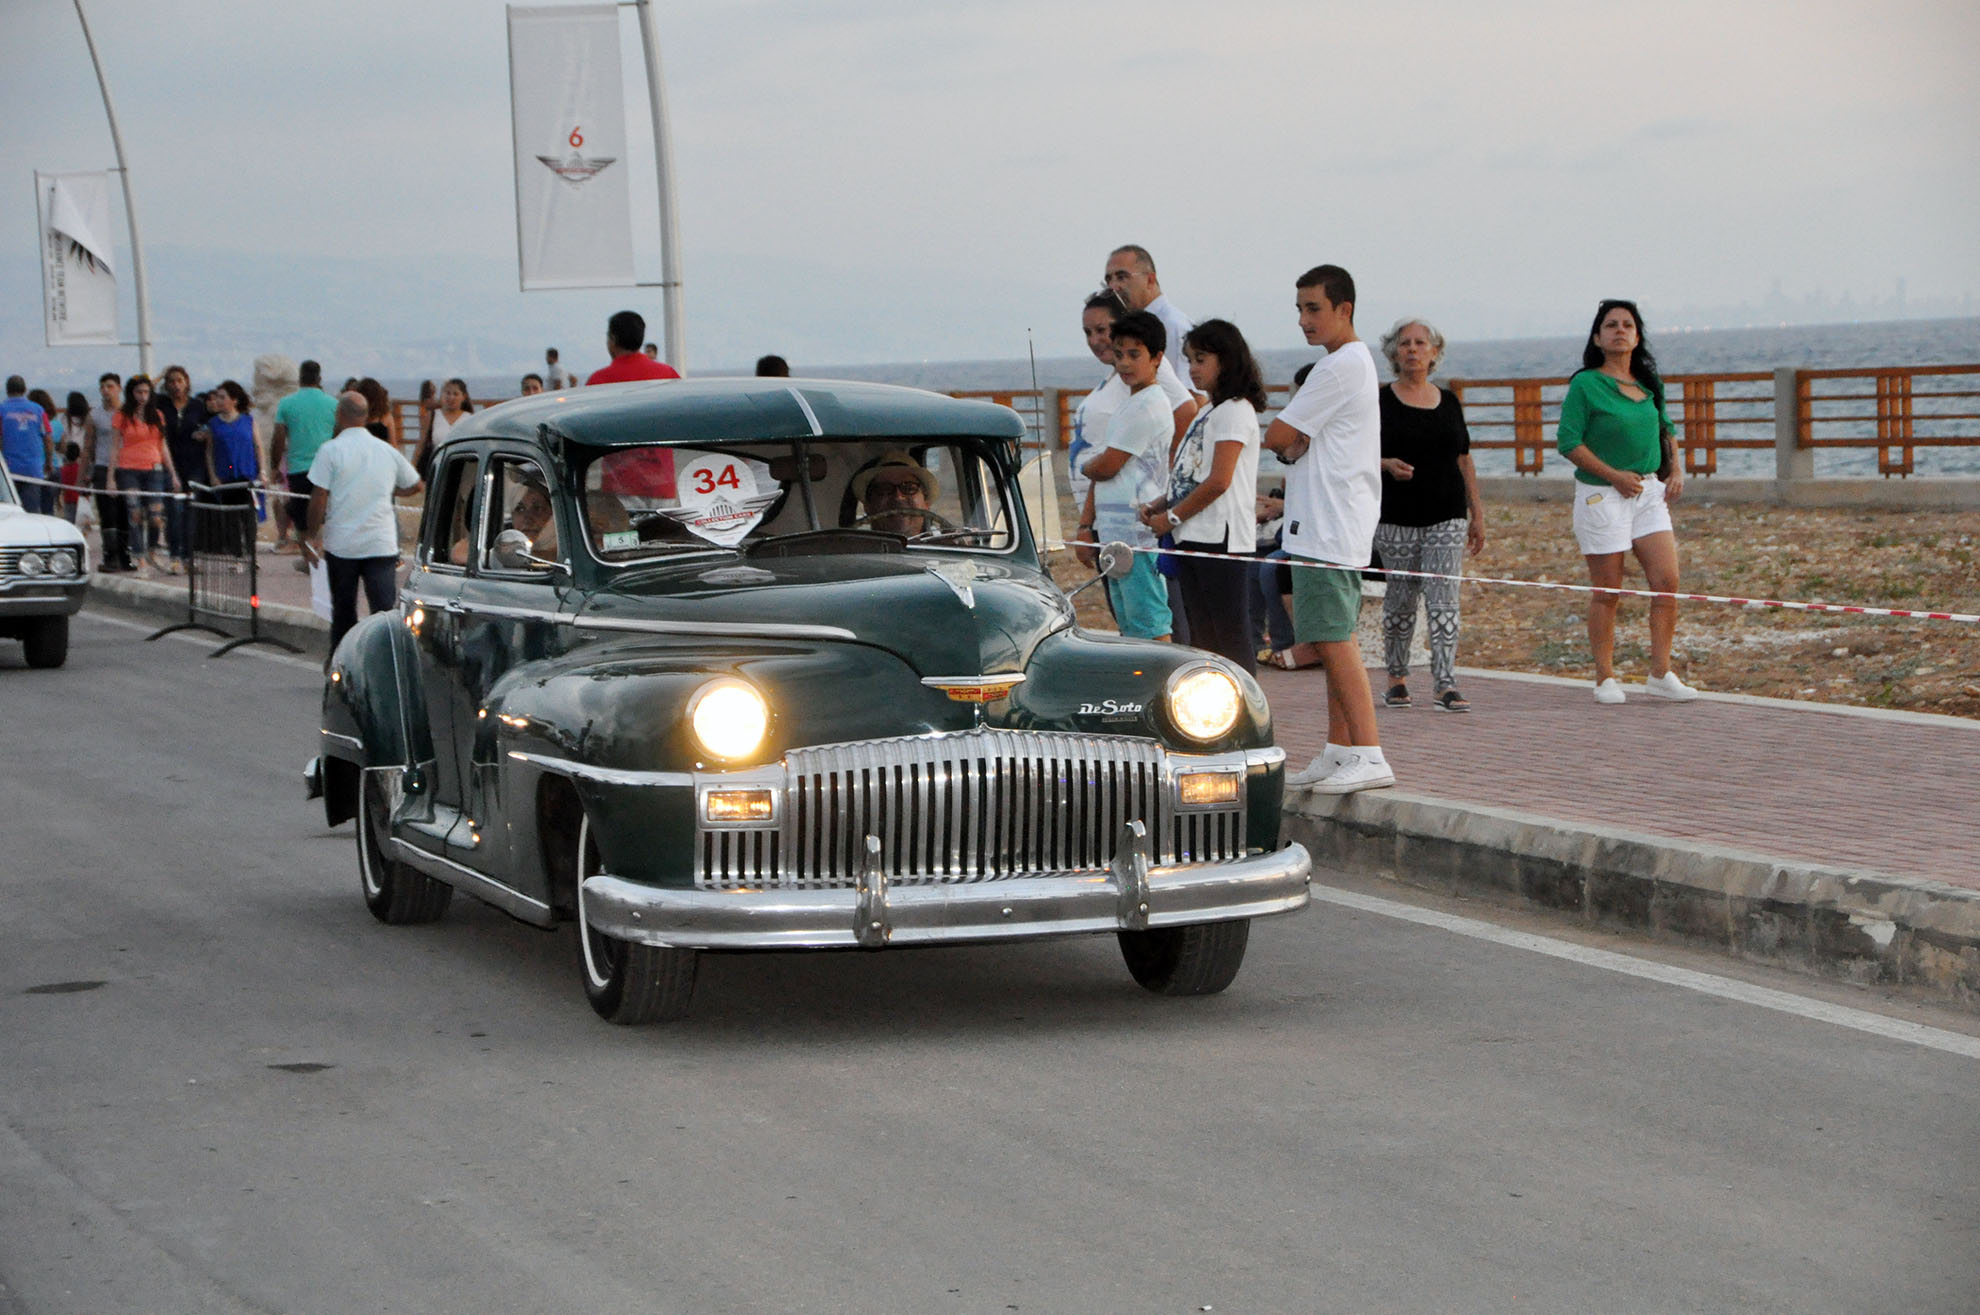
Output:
[1176, 771, 1240, 807]
[688, 678, 770, 762]
[704, 789, 775, 824]
[1166, 663, 1242, 742]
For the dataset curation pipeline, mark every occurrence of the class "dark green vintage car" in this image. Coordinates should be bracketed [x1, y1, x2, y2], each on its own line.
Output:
[308, 378, 1310, 1022]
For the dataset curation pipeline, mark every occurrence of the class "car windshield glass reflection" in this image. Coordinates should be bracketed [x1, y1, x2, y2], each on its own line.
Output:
[579, 439, 1015, 560]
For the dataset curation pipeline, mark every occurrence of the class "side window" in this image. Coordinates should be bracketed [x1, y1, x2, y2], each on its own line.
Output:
[425, 454, 480, 571]
[481, 458, 560, 571]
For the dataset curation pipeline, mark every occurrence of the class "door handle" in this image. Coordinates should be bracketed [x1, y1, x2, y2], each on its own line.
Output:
[442, 601, 466, 616]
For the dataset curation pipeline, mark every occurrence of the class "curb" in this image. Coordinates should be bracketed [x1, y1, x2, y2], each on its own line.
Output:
[84, 572, 328, 659]
[1284, 789, 1980, 1011]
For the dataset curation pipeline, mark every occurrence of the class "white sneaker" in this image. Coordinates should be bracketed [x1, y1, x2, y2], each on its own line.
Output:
[1287, 746, 1349, 787]
[1307, 751, 1396, 795]
[1593, 678, 1626, 705]
[1644, 671, 1699, 701]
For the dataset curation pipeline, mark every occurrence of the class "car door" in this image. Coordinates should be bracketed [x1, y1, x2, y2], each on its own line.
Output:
[400, 449, 479, 849]
[451, 453, 572, 860]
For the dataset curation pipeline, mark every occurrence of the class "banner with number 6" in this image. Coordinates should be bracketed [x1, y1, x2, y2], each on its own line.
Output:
[508, 4, 636, 290]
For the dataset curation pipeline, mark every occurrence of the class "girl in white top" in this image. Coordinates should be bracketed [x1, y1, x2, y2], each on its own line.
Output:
[1138, 318, 1266, 672]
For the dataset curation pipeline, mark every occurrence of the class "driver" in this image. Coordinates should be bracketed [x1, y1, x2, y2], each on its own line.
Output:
[511, 478, 558, 556]
[850, 450, 938, 536]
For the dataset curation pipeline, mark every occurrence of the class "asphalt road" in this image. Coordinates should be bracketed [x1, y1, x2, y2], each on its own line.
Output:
[2, 612, 1976, 1314]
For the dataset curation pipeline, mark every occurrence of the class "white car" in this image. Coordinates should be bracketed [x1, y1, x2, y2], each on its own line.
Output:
[0, 466, 89, 668]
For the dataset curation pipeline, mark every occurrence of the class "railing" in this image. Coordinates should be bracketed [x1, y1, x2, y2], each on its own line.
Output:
[1799, 364, 1980, 477]
[352, 365, 1980, 480]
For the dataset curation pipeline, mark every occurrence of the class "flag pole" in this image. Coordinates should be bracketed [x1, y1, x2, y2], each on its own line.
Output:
[633, 0, 684, 369]
[73, 0, 153, 376]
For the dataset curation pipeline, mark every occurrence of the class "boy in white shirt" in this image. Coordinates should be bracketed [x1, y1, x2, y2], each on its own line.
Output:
[1261, 265, 1394, 794]
[1075, 311, 1174, 640]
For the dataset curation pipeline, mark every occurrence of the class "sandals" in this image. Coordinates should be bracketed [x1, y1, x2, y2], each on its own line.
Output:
[1434, 688, 1471, 713]
[1384, 683, 1412, 708]
[1266, 650, 1318, 671]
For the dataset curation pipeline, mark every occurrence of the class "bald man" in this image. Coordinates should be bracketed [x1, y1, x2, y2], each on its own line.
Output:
[1104, 244, 1201, 401]
[304, 390, 424, 658]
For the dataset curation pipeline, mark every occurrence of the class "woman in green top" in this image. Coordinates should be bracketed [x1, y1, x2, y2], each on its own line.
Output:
[1554, 299, 1697, 704]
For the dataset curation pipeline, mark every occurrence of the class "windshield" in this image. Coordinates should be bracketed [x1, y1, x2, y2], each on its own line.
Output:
[577, 438, 1018, 562]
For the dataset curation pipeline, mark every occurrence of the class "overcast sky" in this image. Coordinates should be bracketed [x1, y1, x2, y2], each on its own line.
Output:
[5, 0, 1977, 380]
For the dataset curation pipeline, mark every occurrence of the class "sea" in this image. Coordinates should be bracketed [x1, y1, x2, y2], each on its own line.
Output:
[414, 316, 1980, 481]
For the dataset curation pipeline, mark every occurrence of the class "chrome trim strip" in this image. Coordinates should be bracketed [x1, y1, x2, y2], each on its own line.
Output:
[785, 386, 826, 437]
[504, 750, 695, 788]
[572, 615, 857, 641]
[389, 836, 554, 922]
[919, 673, 1026, 690]
[581, 842, 1311, 951]
[1245, 746, 1287, 768]
[319, 729, 363, 751]
[455, 602, 572, 624]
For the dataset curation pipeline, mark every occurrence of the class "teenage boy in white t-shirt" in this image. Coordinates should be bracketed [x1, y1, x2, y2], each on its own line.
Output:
[1076, 311, 1174, 640]
[1260, 265, 1394, 794]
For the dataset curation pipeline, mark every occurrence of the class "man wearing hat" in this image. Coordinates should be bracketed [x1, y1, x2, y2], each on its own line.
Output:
[852, 450, 937, 536]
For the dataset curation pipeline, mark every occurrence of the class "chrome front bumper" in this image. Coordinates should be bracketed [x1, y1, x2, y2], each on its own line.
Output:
[582, 822, 1311, 951]
[0, 580, 87, 617]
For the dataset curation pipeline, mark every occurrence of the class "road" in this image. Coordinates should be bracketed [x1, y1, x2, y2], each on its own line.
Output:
[2, 612, 1976, 1314]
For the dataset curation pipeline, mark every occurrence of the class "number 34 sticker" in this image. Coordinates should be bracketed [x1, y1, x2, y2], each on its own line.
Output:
[668, 454, 777, 547]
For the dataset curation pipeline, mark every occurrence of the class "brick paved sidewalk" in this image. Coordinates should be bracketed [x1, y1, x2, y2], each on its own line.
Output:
[1259, 666, 1980, 893]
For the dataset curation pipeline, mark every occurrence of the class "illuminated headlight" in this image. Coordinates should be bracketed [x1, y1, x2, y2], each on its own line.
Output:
[17, 551, 45, 577]
[1166, 664, 1242, 742]
[688, 678, 770, 762]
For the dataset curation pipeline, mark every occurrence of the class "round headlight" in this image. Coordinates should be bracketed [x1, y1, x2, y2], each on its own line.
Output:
[688, 678, 770, 762]
[1167, 664, 1242, 742]
[17, 551, 45, 577]
[51, 549, 78, 576]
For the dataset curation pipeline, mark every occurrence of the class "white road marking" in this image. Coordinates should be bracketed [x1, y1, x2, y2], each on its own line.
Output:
[1311, 882, 1980, 1060]
[81, 609, 321, 671]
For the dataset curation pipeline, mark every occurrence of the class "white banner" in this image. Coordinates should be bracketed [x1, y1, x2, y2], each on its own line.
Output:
[508, 4, 635, 290]
[36, 170, 118, 347]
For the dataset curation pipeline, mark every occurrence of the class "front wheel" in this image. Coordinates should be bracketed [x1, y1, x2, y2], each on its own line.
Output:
[1119, 919, 1251, 996]
[575, 816, 697, 1024]
[357, 769, 452, 924]
[22, 616, 68, 668]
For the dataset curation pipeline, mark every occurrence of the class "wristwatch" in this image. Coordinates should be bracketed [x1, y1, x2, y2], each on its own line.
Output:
[1164, 509, 1182, 530]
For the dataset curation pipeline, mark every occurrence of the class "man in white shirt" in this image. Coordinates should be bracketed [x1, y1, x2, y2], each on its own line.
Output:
[1071, 292, 1200, 514]
[303, 392, 425, 660]
[1261, 265, 1393, 794]
[544, 348, 573, 391]
[1104, 245, 1204, 405]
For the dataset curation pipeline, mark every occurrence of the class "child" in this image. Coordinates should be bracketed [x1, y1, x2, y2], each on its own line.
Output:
[58, 442, 82, 523]
[1076, 310, 1173, 640]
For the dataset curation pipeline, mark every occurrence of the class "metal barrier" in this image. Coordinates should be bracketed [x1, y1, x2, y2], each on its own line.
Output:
[145, 483, 301, 656]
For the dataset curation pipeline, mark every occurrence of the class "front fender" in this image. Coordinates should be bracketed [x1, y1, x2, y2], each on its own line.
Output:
[999, 629, 1273, 753]
[321, 608, 433, 774]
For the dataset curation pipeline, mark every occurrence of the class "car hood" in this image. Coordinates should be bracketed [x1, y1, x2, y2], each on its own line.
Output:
[0, 503, 87, 548]
[576, 552, 1074, 676]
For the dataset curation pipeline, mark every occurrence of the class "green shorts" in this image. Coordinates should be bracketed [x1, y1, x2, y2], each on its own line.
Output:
[1290, 558, 1363, 643]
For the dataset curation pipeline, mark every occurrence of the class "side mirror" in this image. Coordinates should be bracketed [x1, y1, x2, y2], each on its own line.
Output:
[1097, 540, 1135, 578]
[493, 528, 564, 574]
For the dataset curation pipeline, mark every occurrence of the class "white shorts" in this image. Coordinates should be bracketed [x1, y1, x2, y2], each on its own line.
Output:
[1571, 476, 1672, 556]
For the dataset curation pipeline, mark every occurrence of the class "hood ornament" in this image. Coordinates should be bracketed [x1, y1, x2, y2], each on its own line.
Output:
[925, 561, 978, 609]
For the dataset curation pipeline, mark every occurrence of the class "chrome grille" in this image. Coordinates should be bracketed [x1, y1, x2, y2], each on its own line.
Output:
[694, 729, 1246, 890]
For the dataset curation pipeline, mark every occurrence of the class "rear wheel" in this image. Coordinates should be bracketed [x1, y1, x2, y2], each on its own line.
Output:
[1118, 919, 1251, 995]
[22, 616, 68, 669]
[357, 769, 452, 924]
[575, 816, 697, 1024]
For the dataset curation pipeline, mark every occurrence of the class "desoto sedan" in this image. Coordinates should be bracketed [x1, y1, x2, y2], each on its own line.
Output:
[307, 378, 1309, 1022]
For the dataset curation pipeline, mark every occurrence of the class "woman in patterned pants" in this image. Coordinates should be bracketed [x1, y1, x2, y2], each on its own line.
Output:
[1373, 319, 1485, 711]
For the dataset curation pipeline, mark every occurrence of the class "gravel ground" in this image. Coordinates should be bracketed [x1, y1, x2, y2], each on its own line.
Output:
[1046, 492, 1980, 721]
